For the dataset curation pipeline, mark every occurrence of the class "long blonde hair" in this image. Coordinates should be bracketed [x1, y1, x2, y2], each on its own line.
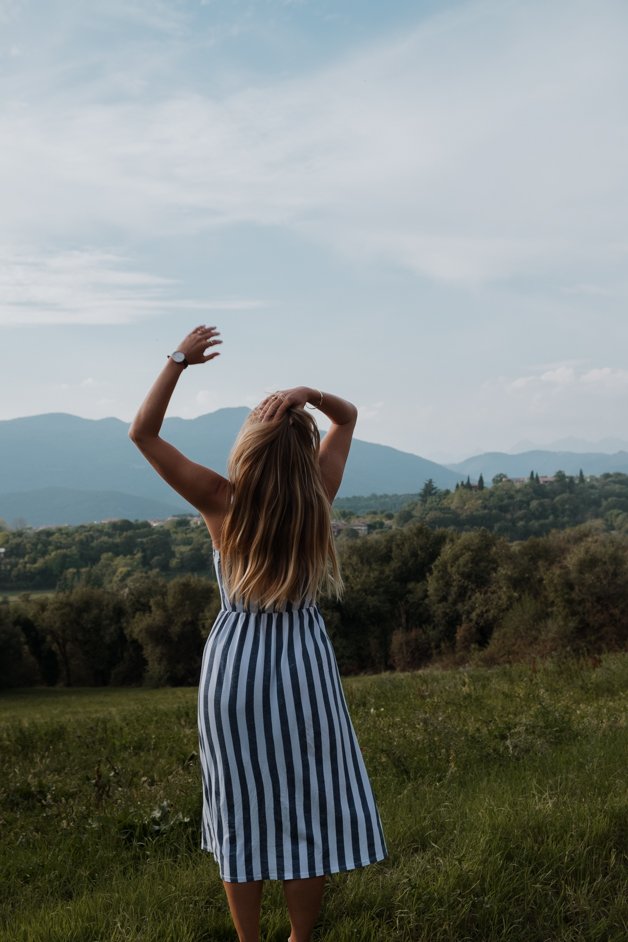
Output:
[219, 407, 343, 609]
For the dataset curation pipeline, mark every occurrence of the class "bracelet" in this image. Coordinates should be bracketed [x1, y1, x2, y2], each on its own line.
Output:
[306, 389, 324, 411]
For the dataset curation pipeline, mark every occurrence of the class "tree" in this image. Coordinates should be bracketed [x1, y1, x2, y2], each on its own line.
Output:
[41, 587, 126, 686]
[419, 479, 439, 504]
[478, 473, 485, 491]
[427, 529, 508, 654]
[129, 576, 219, 686]
[323, 524, 446, 672]
[0, 605, 41, 688]
[544, 536, 628, 654]
[11, 599, 59, 686]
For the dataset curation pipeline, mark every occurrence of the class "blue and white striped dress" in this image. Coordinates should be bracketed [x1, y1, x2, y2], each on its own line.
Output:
[197, 548, 387, 883]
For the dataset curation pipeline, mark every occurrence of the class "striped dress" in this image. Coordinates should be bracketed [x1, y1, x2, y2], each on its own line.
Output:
[197, 548, 387, 883]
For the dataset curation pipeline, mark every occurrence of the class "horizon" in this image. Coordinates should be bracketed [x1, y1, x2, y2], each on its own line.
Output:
[3, 408, 628, 464]
[1, 0, 627, 461]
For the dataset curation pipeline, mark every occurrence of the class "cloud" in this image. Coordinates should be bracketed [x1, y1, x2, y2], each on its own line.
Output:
[355, 400, 384, 420]
[581, 367, 628, 391]
[506, 365, 628, 396]
[431, 361, 628, 457]
[1, 1, 627, 286]
[0, 248, 266, 326]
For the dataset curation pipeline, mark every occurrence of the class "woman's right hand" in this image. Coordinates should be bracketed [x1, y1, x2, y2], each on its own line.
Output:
[256, 386, 311, 422]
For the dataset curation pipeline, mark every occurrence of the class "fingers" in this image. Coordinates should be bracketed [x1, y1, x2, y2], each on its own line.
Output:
[274, 395, 291, 420]
[256, 395, 277, 422]
[181, 325, 222, 364]
[256, 391, 293, 423]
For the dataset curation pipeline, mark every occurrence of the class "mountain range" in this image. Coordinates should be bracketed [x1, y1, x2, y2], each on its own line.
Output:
[0, 411, 460, 527]
[508, 436, 628, 453]
[2, 411, 628, 527]
[446, 451, 628, 480]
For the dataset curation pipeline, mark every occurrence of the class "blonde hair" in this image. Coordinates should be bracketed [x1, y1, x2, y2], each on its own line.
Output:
[219, 407, 343, 610]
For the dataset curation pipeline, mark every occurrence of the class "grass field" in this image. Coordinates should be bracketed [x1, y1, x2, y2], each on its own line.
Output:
[1, 654, 626, 941]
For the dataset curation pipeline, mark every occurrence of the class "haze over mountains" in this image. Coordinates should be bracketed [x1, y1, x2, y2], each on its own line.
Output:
[446, 451, 628, 481]
[0, 411, 459, 527]
[2, 411, 628, 527]
[507, 436, 628, 454]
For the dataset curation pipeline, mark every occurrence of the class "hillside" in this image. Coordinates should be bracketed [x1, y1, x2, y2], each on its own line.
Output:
[0, 411, 461, 525]
[448, 449, 628, 481]
[0, 487, 183, 529]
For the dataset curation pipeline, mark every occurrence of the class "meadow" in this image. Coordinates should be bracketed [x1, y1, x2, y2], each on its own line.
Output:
[1, 654, 626, 941]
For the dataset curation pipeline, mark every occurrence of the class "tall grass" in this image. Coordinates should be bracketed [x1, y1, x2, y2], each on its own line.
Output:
[1, 654, 626, 941]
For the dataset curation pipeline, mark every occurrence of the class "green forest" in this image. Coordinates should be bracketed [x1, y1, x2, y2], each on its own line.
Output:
[337, 468, 628, 537]
[1, 471, 628, 688]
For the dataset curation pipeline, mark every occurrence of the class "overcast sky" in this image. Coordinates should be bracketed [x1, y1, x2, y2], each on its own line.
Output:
[1, 0, 627, 461]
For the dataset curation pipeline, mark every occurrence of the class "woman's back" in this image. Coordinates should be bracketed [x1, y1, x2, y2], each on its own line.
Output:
[212, 548, 317, 613]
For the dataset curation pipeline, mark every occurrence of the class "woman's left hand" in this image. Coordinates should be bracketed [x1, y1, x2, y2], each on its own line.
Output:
[176, 325, 222, 365]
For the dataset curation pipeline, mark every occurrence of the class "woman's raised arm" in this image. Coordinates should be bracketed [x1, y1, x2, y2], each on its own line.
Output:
[128, 325, 229, 516]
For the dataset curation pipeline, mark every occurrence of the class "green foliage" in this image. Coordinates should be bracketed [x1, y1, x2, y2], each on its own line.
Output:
[3, 519, 628, 686]
[419, 478, 439, 504]
[426, 530, 507, 653]
[333, 493, 421, 515]
[544, 535, 628, 654]
[40, 587, 127, 687]
[3, 482, 628, 688]
[0, 604, 40, 688]
[322, 524, 446, 672]
[399, 471, 628, 539]
[325, 522, 628, 674]
[0, 518, 213, 592]
[129, 577, 220, 686]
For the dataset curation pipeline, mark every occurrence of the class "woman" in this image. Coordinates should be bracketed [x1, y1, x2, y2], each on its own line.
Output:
[129, 325, 387, 942]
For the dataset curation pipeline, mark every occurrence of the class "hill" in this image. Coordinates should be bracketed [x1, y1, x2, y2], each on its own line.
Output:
[448, 449, 628, 481]
[0, 411, 461, 526]
[0, 487, 184, 529]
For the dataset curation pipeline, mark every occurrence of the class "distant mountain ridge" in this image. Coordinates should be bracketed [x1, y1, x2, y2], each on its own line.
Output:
[447, 450, 628, 481]
[3, 412, 628, 528]
[508, 436, 628, 454]
[0, 487, 183, 528]
[0, 411, 461, 527]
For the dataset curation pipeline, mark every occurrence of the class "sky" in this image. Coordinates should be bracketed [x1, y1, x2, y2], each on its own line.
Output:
[1, 0, 627, 463]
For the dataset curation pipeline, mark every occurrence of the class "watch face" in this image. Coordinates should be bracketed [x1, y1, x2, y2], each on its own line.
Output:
[171, 351, 186, 364]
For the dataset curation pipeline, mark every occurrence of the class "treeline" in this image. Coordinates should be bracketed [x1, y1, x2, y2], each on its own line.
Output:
[4, 472, 628, 593]
[0, 518, 213, 591]
[1, 574, 219, 689]
[2, 523, 627, 688]
[323, 523, 628, 672]
[395, 471, 628, 539]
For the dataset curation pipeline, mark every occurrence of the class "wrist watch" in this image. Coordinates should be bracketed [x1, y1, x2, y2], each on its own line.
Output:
[168, 351, 188, 368]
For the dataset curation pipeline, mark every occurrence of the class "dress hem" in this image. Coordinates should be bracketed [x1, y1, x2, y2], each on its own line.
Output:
[199, 845, 388, 883]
